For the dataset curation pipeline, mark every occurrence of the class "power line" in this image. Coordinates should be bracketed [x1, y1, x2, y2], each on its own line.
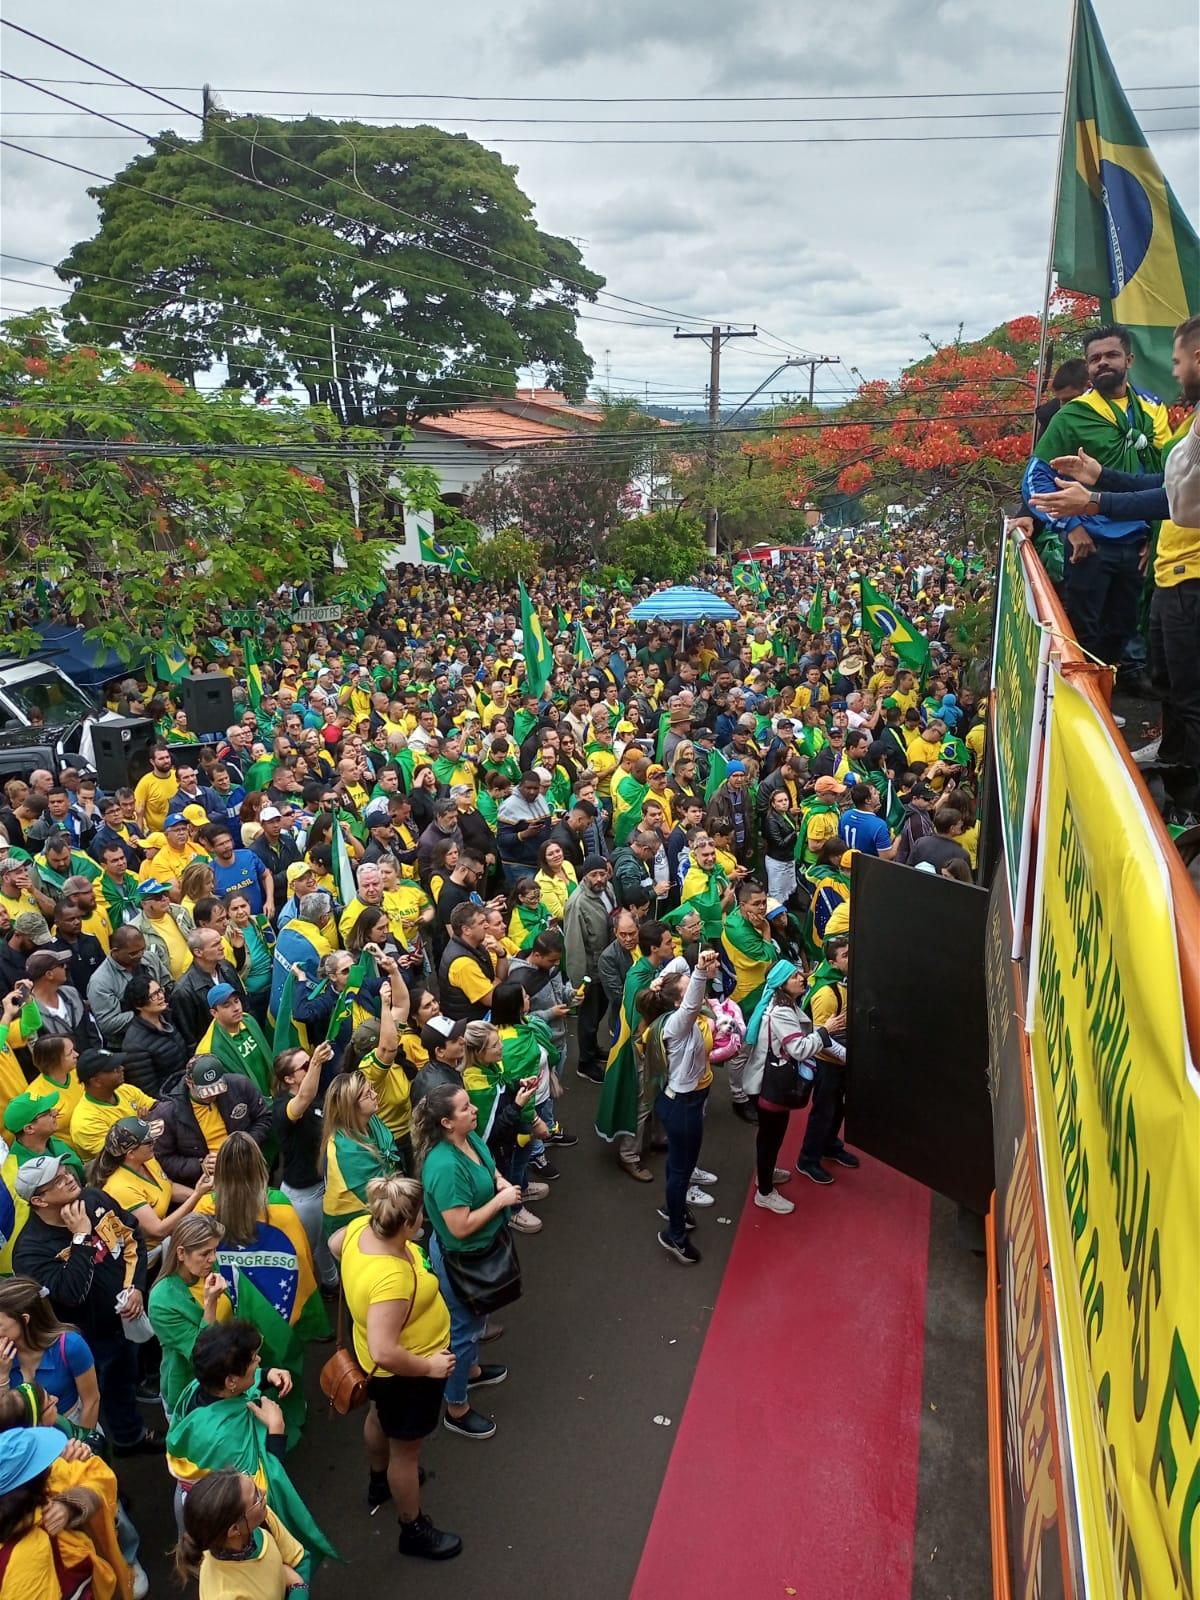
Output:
[4, 103, 1196, 123]
[9, 74, 1197, 101]
[0, 24, 756, 333]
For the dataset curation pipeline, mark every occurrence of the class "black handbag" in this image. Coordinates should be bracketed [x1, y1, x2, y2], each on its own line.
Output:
[441, 1224, 523, 1317]
[759, 1018, 816, 1111]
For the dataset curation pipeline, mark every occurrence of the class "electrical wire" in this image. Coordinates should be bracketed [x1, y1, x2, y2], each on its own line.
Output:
[4, 103, 1196, 124]
[9, 75, 1197, 101]
[0, 23, 758, 333]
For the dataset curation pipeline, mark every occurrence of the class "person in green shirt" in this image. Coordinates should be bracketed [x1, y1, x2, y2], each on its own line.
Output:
[1, 1091, 86, 1183]
[411, 1083, 522, 1440]
[96, 841, 142, 931]
[33, 833, 100, 895]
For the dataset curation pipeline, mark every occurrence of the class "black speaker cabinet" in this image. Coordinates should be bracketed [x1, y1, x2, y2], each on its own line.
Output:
[92, 717, 156, 791]
[181, 674, 234, 737]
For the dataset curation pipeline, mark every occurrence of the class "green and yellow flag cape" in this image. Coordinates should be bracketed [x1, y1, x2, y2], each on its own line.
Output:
[720, 907, 778, 1014]
[167, 1379, 337, 1566]
[594, 956, 657, 1143]
[611, 771, 649, 846]
[198, 1015, 274, 1099]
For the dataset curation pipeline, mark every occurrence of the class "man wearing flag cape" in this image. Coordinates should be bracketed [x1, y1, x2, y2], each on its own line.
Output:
[594, 919, 686, 1163]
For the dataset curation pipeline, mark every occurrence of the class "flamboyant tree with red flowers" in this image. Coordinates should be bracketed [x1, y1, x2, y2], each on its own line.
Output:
[753, 290, 1101, 547]
[0, 312, 446, 653]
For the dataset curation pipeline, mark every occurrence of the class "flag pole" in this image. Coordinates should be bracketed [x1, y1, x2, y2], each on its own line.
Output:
[1033, 0, 1082, 426]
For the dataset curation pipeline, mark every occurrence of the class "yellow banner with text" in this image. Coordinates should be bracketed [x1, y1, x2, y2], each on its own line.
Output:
[1029, 669, 1200, 1600]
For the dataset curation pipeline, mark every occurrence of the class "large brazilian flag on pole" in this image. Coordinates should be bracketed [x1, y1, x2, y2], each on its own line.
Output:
[1052, 0, 1199, 401]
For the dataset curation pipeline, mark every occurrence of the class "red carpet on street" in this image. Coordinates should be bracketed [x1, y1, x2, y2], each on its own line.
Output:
[632, 1128, 932, 1600]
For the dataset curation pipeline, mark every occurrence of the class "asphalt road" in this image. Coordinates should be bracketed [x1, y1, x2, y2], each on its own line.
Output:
[121, 1065, 990, 1598]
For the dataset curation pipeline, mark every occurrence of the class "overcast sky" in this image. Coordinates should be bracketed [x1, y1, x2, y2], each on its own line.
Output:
[2, 0, 1196, 410]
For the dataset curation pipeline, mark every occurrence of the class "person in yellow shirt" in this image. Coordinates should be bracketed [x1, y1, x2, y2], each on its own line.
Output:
[68, 1048, 158, 1162]
[139, 815, 210, 888]
[26, 1035, 84, 1135]
[133, 744, 181, 833]
[904, 718, 945, 769]
[883, 668, 920, 718]
[346, 979, 415, 1165]
[0, 859, 53, 921]
[0, 984, 41, 1127]
[377, 858, 432, 950]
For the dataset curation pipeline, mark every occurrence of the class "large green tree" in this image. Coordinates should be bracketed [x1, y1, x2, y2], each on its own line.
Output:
[57, 115, 603, 422]
[0, 314, 442, 654]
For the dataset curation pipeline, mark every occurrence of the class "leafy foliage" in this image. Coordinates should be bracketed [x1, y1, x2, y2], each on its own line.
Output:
[57, 115, 603, 422]
[462, 402, 661, 565]
[754, 291, 1101, 547]
[0, 314, 441, 653]
[602, 510, 707, 581]
[473, 527, 542, 586]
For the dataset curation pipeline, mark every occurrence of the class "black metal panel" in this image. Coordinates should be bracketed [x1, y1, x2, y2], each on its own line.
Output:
[845, 853, 995, 1213]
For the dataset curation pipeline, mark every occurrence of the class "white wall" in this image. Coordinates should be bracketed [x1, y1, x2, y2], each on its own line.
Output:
[385, 433, 517, 569]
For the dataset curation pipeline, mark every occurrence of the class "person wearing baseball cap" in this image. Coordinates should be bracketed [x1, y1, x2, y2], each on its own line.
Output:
[1, 1089, 85, 1182]
[12, 1146, 157, 1456]
[799, 776, 848, 867]
[0, 858, 52, 922]
[194, 982, 273, 1099]
[153, 1053, 271, 1187]
[68, 1048, 157, 1163]
[138, 811, 208, 889]
[0, 1426, 136, 1592]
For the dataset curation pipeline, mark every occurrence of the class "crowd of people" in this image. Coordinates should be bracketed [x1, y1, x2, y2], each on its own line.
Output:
[0, 521, 999, 1589]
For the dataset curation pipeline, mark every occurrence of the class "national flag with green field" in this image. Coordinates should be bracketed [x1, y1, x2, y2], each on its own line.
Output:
[326, 950, 376, 1042]
[859, 578, 931, 675]
[449, 546, 479, 579]
[1051, 0, 1199, 400]
[573, 622, 594, 665]
[519, 577, 552, 699]
[418, 527, 453, 565]
[243, 634, 264, 711]
[154, 637, 189, 684]
[807, 586, 825, 632]
[331, 815, 358, 907]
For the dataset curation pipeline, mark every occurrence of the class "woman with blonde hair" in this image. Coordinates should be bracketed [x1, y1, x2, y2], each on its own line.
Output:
[339, 1174, 461, 1560]
[197, 1134, 327, 1437]
[179, 860, 217, 923]
[320, 1070, 403, 1253]
[147, 1213, 233, 1418]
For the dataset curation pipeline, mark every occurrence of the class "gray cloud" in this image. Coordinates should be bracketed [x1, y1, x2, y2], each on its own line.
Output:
[0, 0, 1195, 406]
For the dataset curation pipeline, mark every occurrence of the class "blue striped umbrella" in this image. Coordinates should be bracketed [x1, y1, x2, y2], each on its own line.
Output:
[627, 586, 740, 622]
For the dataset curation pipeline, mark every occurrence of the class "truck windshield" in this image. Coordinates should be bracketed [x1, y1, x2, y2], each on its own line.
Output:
[1, 672, 92, 727]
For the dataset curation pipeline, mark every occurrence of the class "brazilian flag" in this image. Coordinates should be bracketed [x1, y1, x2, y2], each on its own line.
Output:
[243, 633, 264, 711]
[1053, 0, 1199, 400]
[518, 576, 552, 698]
[859, 578, 931, 676]
[154, 637, 189, 685]
[449, 546, 479, 579]
[573, 622, 594, 666]
[807, 586, 825, 632]
[418, 527, 453, 566]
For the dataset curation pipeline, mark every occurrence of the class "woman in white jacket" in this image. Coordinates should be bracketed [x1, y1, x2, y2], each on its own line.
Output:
[743, 960, 846, 1214]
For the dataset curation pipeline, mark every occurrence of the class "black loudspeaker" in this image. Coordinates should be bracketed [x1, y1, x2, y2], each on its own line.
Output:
[92, 717, 156, 792]
[181, 674, 234, 737]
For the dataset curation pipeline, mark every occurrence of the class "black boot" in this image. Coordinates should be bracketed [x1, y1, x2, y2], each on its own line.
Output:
[732, 1098, 758, 1124]
[398, 1512, 462, 1561]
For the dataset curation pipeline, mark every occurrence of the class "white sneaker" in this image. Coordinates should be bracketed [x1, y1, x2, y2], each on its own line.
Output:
[686, 1184, 715, 1207]
[690, 1167, 717, 1185]
[509, 1207, 543, 1234]
[772, 1167, 792, 1184]
[754, 1188, 795, 1215]
[131, 1563, 150, 1600]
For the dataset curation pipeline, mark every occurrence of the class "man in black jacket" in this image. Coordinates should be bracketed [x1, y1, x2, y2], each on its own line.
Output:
[49, 897, 106, 996]
[249, 806, 302, 904]
[153, 1055, 271, 1184]
[13, 1152, 155, 1452]
[170, 927, 248, 1050]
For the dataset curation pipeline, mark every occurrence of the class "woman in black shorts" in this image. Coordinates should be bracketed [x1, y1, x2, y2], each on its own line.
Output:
[339, 1173, 461, 1562]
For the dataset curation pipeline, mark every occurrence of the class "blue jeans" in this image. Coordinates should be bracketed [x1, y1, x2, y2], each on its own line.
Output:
[430, 1234, 488, 1408]
[655, 1088, 707, 1244]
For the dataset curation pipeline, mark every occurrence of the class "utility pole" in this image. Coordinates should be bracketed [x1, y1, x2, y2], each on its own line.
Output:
[790, 354, 839, 406]
[674, 324, 758, 555]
